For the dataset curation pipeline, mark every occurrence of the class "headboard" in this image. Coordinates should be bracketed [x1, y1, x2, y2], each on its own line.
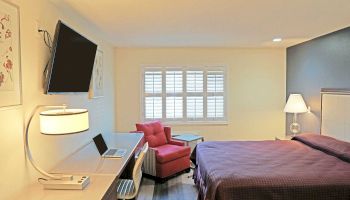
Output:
[321, 89, 350, 142]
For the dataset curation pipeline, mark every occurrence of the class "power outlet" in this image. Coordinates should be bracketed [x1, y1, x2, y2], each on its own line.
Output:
[42, 175, 90, 190]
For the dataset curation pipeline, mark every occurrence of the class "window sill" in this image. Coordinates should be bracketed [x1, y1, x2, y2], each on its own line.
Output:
[162, 121, 228, 126]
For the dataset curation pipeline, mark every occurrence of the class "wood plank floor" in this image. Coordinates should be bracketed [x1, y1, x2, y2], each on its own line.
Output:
[136, 171, 198, 200]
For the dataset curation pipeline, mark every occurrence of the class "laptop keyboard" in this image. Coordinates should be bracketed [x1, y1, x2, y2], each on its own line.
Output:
[105, 149, 127, 157]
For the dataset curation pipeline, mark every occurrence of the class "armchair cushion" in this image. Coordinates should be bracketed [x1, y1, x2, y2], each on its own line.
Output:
[136, 121, 167, 147]
[154, 144, 191, 163]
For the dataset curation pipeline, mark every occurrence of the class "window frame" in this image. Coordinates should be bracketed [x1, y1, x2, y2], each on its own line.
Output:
[141, 65, 228, 125]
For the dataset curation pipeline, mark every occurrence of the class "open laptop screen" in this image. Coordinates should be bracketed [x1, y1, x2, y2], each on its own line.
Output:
[93, 134, 108, 155]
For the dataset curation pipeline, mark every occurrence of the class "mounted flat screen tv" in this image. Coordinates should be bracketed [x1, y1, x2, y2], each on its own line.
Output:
[44, 20, 97, 94]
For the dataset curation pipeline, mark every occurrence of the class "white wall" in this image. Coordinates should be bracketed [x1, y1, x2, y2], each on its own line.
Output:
[115, 48, 286, 141]
[0, 0, 115, 199]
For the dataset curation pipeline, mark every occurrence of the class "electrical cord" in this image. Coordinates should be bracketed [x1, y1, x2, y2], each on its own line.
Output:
[38, 29, 53, 77]
[38, 29, 53, 52]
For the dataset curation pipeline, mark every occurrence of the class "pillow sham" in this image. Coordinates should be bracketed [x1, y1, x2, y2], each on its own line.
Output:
[293, 133, 350, 162]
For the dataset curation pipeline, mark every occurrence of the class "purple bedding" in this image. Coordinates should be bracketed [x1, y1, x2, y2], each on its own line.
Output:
[192, 133, 350, 200]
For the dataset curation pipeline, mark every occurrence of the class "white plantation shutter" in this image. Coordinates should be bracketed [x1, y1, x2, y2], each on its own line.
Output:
[186, 71, 204, 119]
[145, 71, 162, 93]
[165, 71, 183, 119]
[145, 97, 162, 119]
[207, 71, 224, 93]
[187, 96, 204, 119]
[207, 70, 225, 119]
[186, 71, 203, 93]
[144, 71, 162, 119]
[143, 67, 226, 122]
[166, 97, 183, 118]
[207, 96, 224, 118]
[166, 71, 183, 93]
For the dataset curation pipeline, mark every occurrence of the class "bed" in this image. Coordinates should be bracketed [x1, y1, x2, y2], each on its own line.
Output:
[192, 92, 350, 200]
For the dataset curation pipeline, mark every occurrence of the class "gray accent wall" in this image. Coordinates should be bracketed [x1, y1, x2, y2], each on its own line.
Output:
[286, 27, 350, 134]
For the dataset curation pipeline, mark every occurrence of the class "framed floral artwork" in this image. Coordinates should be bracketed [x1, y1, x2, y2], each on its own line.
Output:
[89, 49, 103, 98]
[0, 1, 21, 107]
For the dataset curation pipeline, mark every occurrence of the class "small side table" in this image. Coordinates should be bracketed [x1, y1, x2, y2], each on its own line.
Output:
[172, 133, 204, 177]
[172, 133, 204, 147]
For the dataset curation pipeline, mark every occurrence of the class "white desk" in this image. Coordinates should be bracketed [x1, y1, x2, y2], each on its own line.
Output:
[15, 133, 144, 200]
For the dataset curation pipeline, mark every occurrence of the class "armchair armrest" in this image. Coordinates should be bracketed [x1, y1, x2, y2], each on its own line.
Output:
[164, 126, 172, 142]
[164, 126, 185, 146]
[168, 139, 185, 146]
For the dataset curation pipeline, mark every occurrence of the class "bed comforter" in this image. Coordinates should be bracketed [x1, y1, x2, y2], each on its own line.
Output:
[192, 133, 350, 200]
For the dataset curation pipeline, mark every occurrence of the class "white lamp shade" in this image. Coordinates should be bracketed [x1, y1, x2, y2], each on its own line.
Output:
[284, 94, 308, 113]
[39, 109, 89, 135]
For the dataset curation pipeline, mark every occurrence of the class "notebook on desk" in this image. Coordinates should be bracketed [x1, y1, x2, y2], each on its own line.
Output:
[93, 134, 127, 158]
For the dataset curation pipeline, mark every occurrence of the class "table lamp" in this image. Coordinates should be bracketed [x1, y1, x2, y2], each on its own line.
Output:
[24, 105, 90, 190]
[284, 94, 309, 135]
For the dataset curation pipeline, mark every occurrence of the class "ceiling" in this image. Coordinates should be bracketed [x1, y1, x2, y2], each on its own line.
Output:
[57, 0, 350, 48]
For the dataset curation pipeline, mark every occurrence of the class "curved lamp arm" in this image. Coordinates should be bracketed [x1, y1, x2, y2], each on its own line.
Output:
[24, 105, 67, 180]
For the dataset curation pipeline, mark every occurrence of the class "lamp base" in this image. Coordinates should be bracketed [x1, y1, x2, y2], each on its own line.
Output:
[290, 122, 301, 135]
[42, 175, 90, 190]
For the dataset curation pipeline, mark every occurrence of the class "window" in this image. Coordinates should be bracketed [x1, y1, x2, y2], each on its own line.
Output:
[142, 66, 226, 123]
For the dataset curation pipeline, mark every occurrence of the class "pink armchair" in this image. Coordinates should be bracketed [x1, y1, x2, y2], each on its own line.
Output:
[132, 121, 191, 180]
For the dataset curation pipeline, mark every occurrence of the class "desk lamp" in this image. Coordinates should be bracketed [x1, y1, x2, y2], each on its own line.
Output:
[24, 105, 90, 190]
[284, 94, 309, 135]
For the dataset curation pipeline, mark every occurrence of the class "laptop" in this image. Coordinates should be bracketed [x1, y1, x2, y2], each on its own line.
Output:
[93, 134, 127, 158]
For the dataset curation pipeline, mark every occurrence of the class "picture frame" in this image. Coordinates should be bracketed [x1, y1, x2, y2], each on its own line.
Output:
[89, 49, 103, 99]
[0, 0, 21, 107]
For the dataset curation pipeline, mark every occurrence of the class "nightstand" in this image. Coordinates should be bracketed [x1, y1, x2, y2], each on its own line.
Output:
[275, 135, 293, 140]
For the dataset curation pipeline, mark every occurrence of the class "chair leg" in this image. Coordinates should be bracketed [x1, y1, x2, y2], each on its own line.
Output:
[187, 167, 193, 178]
